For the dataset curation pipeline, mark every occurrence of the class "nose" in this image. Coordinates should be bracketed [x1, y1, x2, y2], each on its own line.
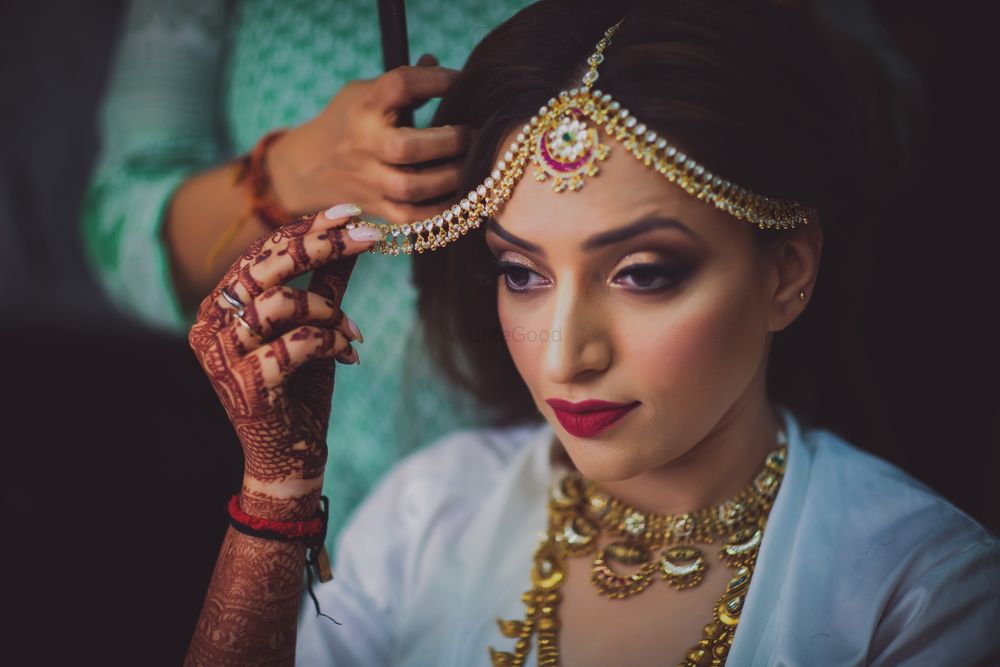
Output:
[542, 282, 613, 385]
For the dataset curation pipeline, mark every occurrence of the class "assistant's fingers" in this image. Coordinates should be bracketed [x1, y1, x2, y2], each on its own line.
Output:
[375, 125, 475, 166]
[374, 161, 462, 205]
[370, 65, 460, 111]
[248, 325, 357, 388]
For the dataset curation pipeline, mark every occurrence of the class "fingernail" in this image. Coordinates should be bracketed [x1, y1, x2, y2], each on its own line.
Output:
[346, 316, 364, 344]
[324, 203, 362, 220]
[337, 346, 359, 366]
[348, 225, 385, 242]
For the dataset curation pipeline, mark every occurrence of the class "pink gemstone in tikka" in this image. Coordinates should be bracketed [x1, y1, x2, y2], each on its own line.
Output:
[539, 133, 593, 173]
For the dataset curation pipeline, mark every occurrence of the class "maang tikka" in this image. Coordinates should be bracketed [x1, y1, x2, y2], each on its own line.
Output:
[347, 20, 815, 256]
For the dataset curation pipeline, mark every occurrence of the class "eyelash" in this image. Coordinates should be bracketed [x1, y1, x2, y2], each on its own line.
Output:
[489, 258, 688, 295]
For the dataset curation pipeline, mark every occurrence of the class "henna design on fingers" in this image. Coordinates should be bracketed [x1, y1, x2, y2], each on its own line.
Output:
[228, 286, 355, 353]
[191, 322, 252, 417]
[267, 336, 297, 377]
[309, 225, 354, 300]
[200, 213, 338, 326]
[235, 262, 268, 301]
[193, 322, 351, 483]
[243, 227, 356, 294]
[277, 216, 314, 239]
[282, 235, 311, 267]
[288, 354, 335, 424]
[286, 287, 310, 322]
[252, 247, 272, 266]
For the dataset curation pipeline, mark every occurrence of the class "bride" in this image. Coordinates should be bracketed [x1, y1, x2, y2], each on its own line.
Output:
[183, 1, 999, 665]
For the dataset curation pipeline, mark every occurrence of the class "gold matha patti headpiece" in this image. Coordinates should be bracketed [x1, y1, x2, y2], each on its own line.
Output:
[349, 20, 814, 256]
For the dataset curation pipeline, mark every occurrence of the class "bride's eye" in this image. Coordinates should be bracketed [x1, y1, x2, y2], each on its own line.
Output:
[613, 262, 688, 293]
[493, 259, 547, 293]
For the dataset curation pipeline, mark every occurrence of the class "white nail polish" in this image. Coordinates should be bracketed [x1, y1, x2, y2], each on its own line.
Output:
[348, 226, 385, 242]
[324, 203, 362, 220]
[346, 316, 364, 343]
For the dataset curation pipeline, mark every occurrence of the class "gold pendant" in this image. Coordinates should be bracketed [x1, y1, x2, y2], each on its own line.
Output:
[660, 545, 707, 589]
[532, 105, 611, 193]
[720, 526, 763, 568]
[590, 541, 658, 598]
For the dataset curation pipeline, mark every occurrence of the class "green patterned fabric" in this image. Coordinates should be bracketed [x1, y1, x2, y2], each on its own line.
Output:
[81, 0, 531, 558]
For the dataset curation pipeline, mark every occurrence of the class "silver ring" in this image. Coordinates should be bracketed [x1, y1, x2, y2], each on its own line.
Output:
[221, 287, 246, 313]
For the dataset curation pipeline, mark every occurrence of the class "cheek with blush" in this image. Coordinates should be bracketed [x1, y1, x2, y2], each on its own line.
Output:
[497, 295, 543, 399]
[626, 273, 769, 435]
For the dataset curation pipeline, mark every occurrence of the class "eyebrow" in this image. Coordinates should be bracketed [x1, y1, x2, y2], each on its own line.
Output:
[485, 215, 697, 256]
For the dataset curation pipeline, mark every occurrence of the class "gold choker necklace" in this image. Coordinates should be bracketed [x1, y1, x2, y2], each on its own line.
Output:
[489, 432, 788, 666]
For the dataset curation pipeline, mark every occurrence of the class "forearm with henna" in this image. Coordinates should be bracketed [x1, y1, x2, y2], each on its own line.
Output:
[185, 489, 317, 667]
[185, 209, 375, 665]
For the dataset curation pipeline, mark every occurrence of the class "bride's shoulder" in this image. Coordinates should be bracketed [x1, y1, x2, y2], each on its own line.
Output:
[785, 416, 998, 586]
[796, 422, 992, 542]
[769, 416, 1000, 664]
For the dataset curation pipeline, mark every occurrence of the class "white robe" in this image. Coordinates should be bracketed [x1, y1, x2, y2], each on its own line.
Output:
[296, 409, 1000, 665]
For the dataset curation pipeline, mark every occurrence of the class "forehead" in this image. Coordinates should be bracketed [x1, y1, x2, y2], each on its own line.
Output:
[490, 128, 739, 246]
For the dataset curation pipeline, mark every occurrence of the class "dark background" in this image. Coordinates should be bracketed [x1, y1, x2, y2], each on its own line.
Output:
[1, 1, 997, 664]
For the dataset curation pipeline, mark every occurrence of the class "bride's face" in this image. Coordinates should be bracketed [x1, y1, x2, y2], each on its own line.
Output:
[485, 130, 810, 482]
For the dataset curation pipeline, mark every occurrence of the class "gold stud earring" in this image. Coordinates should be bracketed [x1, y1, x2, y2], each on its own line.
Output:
[799, 291, 807, 301]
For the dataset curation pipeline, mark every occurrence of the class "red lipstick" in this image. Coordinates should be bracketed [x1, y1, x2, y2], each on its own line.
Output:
[544, 398, 640, 438]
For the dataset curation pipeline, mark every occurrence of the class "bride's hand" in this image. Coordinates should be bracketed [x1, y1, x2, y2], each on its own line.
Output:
[187, 205, 383, 503]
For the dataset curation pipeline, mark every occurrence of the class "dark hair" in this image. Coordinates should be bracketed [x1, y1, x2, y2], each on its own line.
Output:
[413, 0, 879, 428]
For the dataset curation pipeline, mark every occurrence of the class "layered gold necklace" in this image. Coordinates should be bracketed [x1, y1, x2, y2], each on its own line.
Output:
[489, 432, 788, 667]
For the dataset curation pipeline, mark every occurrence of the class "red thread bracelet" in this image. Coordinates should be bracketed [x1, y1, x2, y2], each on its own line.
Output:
[226, 494, 339, 621]
[226, 494, 325, 541]
[235, 129, 293, 229]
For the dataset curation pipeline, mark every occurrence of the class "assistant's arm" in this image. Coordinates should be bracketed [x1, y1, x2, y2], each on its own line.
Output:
[84, 1, 472, 328]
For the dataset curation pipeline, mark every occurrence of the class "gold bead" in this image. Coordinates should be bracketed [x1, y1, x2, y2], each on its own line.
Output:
[537, 616, 560, 631]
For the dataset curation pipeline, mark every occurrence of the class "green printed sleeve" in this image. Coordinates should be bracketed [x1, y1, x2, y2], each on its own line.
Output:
[81, 0, 230, 332]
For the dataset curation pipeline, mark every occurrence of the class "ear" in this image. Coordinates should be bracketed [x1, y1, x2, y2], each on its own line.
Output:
[765, 221, 823, 332]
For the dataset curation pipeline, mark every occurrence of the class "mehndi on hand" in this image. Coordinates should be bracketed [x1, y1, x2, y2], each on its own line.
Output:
[188, 204, 382, 491]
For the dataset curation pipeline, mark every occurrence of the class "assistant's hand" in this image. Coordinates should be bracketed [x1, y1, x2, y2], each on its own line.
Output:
[268, 55, 473, 227]
[188, 205, 382, 499]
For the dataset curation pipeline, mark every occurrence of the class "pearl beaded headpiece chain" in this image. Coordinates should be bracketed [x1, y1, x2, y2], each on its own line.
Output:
[348, 19, 814, 256]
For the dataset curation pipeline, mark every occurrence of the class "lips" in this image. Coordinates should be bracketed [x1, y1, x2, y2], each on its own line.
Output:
[545, 398, 640, 438]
